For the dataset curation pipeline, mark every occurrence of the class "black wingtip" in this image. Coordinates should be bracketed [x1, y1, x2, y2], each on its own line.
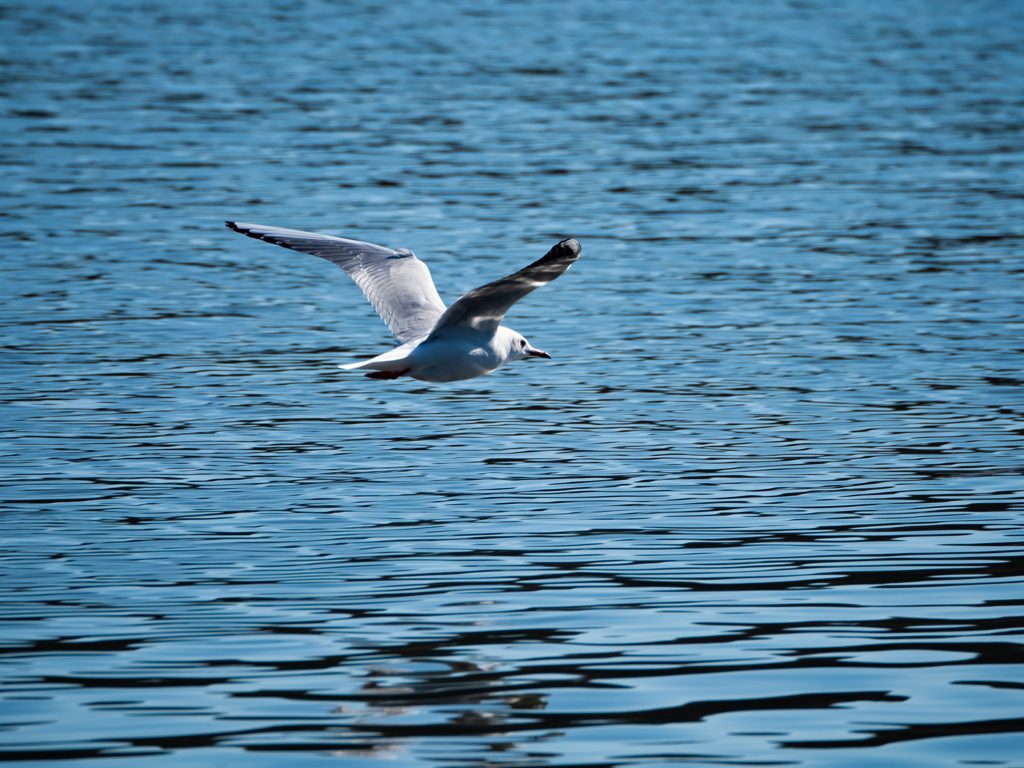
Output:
[559, 238, 581, 257]
[225, 221, 278, 244]
[542, 237, 580, 263]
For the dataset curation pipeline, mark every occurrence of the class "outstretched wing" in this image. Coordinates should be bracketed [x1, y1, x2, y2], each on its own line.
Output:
[429, 238, 581, 336]
[226, 222, 447, 344]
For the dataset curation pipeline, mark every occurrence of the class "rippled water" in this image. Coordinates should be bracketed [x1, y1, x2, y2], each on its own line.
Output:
[2, 0, 1024, 765]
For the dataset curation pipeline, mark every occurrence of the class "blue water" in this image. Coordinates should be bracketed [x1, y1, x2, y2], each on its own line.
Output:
[2, 1, 1023, 765]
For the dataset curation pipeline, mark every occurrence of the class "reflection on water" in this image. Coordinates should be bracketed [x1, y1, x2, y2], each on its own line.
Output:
[1, 0, 1023, 765]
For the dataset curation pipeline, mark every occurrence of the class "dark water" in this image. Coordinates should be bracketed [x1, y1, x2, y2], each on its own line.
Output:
[2, 0, 1024, 765]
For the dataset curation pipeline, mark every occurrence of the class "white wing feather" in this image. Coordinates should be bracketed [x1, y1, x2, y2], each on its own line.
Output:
[226, 222, 447, 344]
[429, 238, 581, 337]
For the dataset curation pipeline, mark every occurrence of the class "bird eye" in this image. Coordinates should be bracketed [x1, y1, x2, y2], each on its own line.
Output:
[520, 340, 526, 348]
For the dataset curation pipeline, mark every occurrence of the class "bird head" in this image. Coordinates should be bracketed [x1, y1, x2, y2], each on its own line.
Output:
[508, 331, 551, 362]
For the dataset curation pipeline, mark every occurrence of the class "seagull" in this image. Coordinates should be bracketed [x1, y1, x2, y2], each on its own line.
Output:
[226, 222, 581, 382]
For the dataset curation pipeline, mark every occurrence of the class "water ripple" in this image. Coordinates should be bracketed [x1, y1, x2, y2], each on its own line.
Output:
[2, 0, 1024, 765]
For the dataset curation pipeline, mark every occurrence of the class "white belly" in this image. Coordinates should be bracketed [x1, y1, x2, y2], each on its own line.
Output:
[406, 333, 506, 382]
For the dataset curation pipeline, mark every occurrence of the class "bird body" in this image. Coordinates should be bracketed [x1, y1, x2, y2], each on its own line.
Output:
[226, 222, 580, 382]
[345, 325, 523, 382]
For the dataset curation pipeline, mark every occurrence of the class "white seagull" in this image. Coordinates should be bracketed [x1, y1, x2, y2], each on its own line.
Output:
[226, 222, 581, 382]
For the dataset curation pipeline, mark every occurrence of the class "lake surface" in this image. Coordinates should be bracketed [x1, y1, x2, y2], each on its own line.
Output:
[2, 0, 1023, 765]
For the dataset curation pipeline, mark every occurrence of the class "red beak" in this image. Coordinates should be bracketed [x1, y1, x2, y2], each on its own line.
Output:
[528, 349, 551, 359]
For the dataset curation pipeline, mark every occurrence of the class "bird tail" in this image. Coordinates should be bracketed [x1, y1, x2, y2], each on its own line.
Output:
[338, 341, 419, 372]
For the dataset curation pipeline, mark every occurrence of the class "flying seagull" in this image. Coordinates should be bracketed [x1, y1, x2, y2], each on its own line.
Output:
[226, 222, 581, 382]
